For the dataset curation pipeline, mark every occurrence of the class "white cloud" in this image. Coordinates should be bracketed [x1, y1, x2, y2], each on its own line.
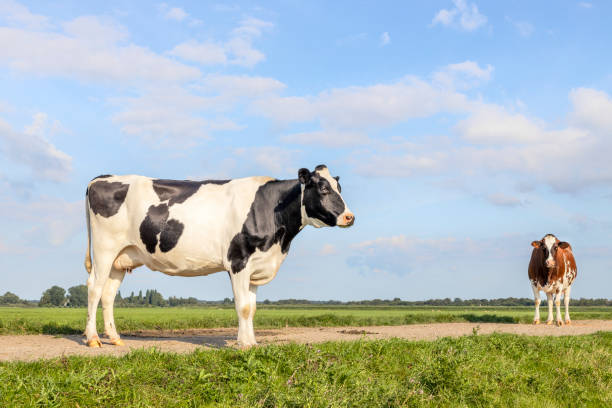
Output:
[320, 244, 338, 256]
[169, 41, 228, 65]
[0, 113, 72, 182]
[578, 2, 592, 8]
[0, 0, 51, 30]
[0, 196, 83, 246]
[165, 7, 188, 21]
[569, 87, 612, 132]
[254, 76, 471, 130]
[201, 74, 285, 99]
[169, 17, 273, 67]
[506, 17, 534, 37]
[380, 31, 390, 46]
[282, 130, 369, 148]
[433, 60, 493, 89]
[233, 146, 300, 176]
[0, 20, 200, 83]
[486, 193, 523, 207]
[432, 0, 487, 31]
[157, 3, 202, 26]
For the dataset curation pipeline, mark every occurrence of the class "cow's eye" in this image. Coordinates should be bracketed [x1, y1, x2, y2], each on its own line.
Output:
[320, 186, 329, 194]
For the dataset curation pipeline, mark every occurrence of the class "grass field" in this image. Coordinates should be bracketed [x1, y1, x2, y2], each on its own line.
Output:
[0, 332, 610, 407]
[0, 305, 611, 335]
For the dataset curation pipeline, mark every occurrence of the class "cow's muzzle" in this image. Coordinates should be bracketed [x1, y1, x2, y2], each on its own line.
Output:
[337, 212, 355, 228]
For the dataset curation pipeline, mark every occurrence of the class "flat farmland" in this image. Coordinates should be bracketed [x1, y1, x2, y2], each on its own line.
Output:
[1, 305, 610, 335]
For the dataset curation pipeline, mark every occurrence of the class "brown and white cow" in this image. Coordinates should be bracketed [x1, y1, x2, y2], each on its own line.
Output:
[528, 234, 577, 326]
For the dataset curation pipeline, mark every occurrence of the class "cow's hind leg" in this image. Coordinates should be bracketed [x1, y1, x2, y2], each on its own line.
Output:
[85, 250, 115, 347]
[101, 268, 126, 345]
[230, 271, 257, 347]
[564, 286, 572, 325]
[532, 285, 541, 324]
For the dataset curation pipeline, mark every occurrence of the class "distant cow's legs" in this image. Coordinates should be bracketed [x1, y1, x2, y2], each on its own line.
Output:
[555, 292, 563, 326]
[564, 286, 572, 325]
[532, 285, 541, 324]
[101, 268, 126, 345]
[546, 292, 554, 325]
[85, 250, 115, 347]
[230, 271, 257, 347]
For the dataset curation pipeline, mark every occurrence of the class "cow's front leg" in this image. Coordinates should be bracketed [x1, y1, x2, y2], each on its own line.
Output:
[555, 291, 563, 326]
[545, 292, 554, 325]
[531, 284, 541, 324]
[230, 271, 257, 347]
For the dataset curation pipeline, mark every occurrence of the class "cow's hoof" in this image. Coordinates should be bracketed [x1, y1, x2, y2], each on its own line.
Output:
[556, 320, 564, 327]
[87, 338, 102, 348]
[533, 320, 540, 325]
[109, 338, 125, 346]
[546, 320, 553, 325]
[565, 320, 571, 325]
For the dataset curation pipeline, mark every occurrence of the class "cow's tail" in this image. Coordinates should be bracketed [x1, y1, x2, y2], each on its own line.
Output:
[84, 189, 92, 274]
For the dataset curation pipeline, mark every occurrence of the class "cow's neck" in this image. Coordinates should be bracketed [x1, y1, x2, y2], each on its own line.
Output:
[270, 179, 303, 252]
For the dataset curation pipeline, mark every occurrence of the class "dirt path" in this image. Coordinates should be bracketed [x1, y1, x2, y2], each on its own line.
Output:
[1, 320, 610, 362]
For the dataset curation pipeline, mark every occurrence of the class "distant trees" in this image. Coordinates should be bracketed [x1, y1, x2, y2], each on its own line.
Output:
[3, 286, 611, 308]
[67, 285, 88, 307]
[0, 291, 23, 304]
[39, 286, 66, 306]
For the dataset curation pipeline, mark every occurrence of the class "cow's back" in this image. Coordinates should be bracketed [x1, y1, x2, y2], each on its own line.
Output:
[87, 174, 274, 275]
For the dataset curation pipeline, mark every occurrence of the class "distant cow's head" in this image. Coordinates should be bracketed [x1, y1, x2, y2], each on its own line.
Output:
[531, 234, 570, 268]
[298, 165, 355, 228]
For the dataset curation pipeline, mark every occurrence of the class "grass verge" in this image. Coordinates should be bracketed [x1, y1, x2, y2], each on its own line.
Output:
[0, 332, 610, 407]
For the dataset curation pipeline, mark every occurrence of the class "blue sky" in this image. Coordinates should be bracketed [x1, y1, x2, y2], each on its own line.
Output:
[1, 0, 611, 301]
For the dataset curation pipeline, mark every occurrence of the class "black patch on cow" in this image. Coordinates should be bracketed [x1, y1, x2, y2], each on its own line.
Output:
[302, 175, 345, 227]
[93, 174, 113, 180]
[139, 203, 185, 253]
[139, 178, 230, 253]
[152, 179, 231, 207]
[88, 180, 130, 217]
[227, 179, 303, 273]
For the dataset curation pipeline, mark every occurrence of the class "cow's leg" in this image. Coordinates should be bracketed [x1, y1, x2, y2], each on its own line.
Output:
[247, 284, 258, 345]
[545, 292, 554, 325]
[564, 286, 572, 325]
[555, 291, 563, 326]
[101, 268, 126, 345]
[85, 250, 114, 347]
[230, 271, 257, 347]
[532, 285, 541, 324]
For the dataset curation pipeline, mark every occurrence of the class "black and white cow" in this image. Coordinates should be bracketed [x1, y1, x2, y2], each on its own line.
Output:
[84, 165, 354, 347]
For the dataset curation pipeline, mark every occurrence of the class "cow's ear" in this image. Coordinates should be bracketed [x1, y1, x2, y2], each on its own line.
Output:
[531, 241, 541, 248]
[298, 168, 311, 185]
[558, 241, 570, 249]
[334, 176, 340, 182]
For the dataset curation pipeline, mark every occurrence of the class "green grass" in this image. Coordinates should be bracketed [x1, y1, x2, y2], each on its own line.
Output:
[1, 306, 611, 335]
[0, 332, 610, 407]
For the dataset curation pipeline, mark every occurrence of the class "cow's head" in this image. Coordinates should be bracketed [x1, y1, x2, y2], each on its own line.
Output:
[298, 165, 355, 228]
[531, 234, 570, 268]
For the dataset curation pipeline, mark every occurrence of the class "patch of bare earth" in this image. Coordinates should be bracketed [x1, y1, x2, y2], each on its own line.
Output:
[1, 320, 610, 362]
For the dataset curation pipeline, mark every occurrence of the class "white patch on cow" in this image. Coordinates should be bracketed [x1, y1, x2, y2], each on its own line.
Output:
[543, 234, 557, 265]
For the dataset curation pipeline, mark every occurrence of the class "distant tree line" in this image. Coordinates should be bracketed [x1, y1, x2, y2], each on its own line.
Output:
[1, 288, 610, 307]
